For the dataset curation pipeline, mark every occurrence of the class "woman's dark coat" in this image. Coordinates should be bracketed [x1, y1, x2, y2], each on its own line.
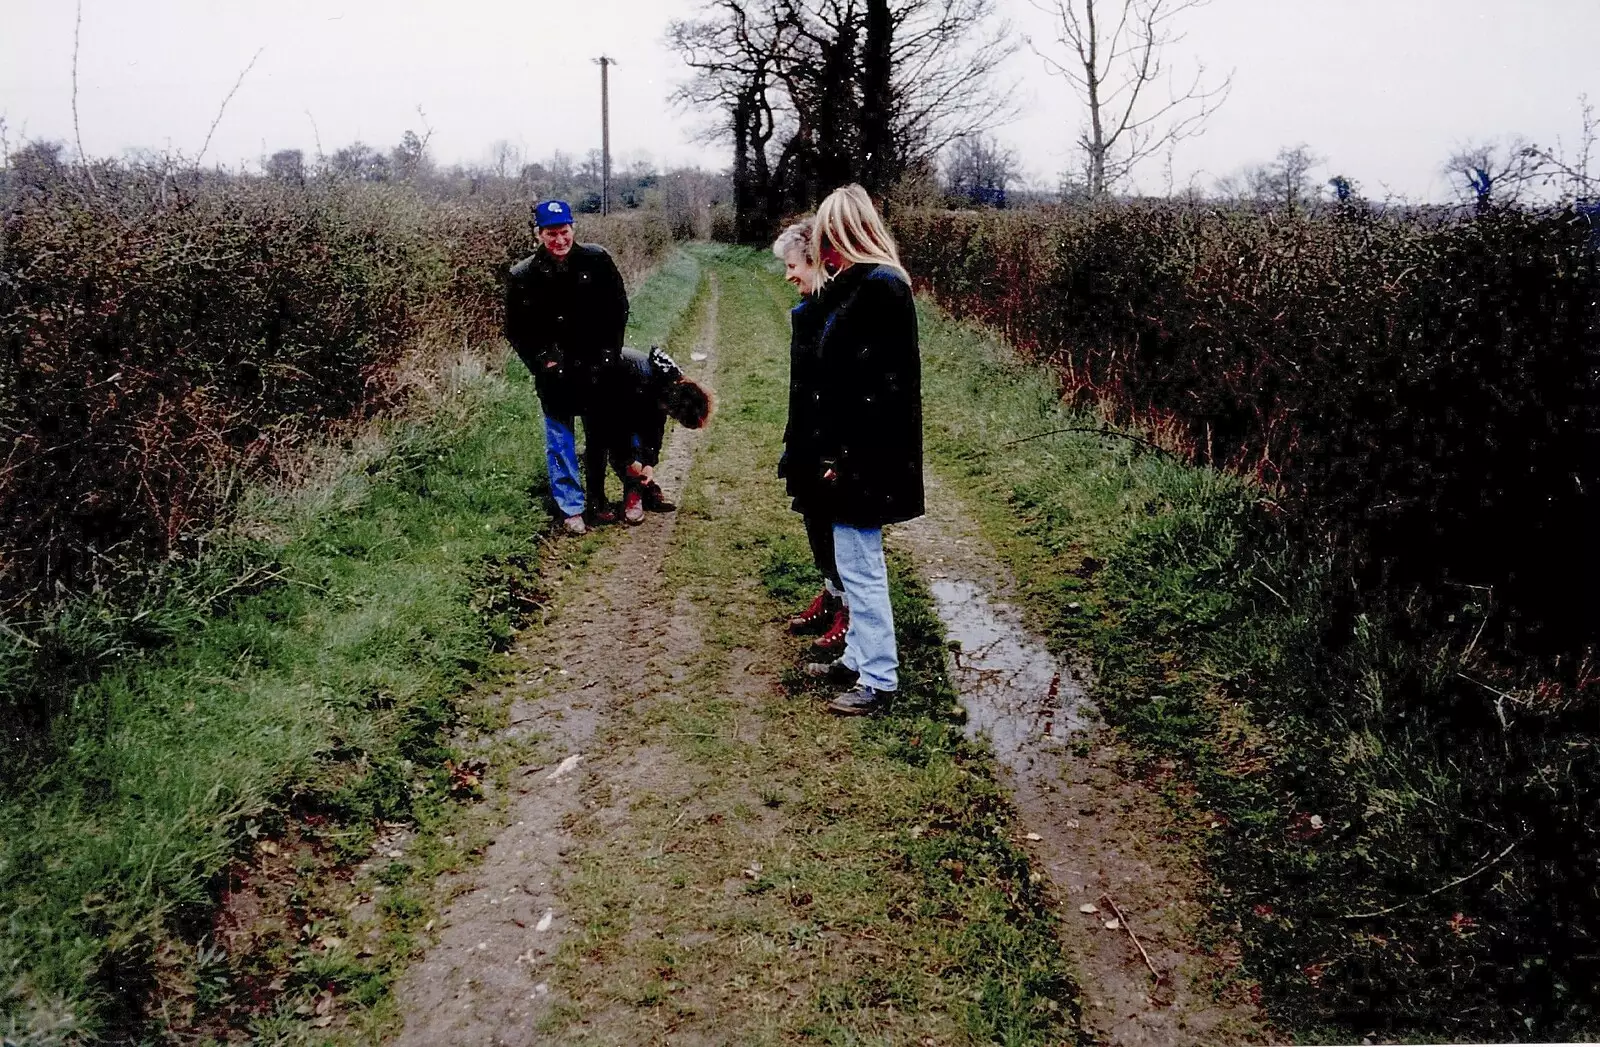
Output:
[781, 262, 924, 529]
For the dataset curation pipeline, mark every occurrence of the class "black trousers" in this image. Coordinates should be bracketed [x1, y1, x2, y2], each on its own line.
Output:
[803, 511, 840, 588]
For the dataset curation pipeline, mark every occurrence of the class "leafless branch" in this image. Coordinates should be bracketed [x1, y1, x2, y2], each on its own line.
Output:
[304, 110, 325, 161]
[1342, 833, 1532, 920]
[195, 47, 264, 168]
[70, 0, 103, 195]
[1099, 894, 1162, 983]
[1032, 0, 1229, 196]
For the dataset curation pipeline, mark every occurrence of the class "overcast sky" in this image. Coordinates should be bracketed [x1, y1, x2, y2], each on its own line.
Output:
[3, 0, 1596, 202]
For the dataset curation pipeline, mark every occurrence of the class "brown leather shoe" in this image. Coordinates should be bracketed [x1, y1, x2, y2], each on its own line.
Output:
[812, 606, 849, 653]
[788, 588, 835, 634]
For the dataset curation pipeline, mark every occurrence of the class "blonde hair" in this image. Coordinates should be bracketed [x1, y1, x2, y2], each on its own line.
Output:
[811, 184, 907, 286]
[772, 219, 814, 263]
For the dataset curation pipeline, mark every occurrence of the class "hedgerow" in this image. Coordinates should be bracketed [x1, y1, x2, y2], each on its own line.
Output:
[900, 201, 1600, 1039]
[896, 201, 1598, 675]
[0, 153, 672, 658]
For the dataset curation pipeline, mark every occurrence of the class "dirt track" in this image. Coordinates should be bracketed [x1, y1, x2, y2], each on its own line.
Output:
[390, 252, 1270, 1045]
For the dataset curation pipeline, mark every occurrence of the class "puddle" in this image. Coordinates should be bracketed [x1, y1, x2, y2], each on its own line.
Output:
[928, 578, 1092, 770]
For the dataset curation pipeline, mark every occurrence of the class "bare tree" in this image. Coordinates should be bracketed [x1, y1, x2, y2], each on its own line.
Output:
[668, 0, 1014, 237]
[1442, 138, 1539, 210]
[1032, 0, 1229, 198]
[1526, 94, 1598, 203]
[668, 0, 803, 239]
[942, 133, 1018, 205]
[488, 140, 523, 181]
[264, 148, 305, 184]
[1212, 144, 1320, 209]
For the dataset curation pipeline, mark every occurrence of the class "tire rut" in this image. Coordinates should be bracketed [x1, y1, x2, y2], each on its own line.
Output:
[894, 475, 1273, 1047]
[390, 275, 722, 1047]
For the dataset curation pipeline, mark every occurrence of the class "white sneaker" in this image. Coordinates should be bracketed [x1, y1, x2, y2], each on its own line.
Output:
[562, 515, 587, 535]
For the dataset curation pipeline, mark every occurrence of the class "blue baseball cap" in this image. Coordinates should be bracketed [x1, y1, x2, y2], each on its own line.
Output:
[534, 199, 574, 227]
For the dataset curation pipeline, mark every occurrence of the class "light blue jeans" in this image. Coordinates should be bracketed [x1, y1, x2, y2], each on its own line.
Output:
[833, 524, 898, 692]
[543, 414, 586, 518]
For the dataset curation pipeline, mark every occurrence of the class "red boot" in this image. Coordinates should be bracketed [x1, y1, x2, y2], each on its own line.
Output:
[788, 588, 835, 634]
[813, 606, 850, 654]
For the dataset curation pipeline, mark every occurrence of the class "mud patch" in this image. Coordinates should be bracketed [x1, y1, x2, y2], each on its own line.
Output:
[930, 576, 1093, 763]
[896, 476, 1272, 1047]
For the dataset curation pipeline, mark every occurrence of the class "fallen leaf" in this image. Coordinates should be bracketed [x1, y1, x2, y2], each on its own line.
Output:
[1079, 903, 1100, 915]
[1104, 919, 1122, 931]
[1025, 832, 1042, 841]
[690, 352, 709, 362]
[536, 908, 555, 932]
[257, 841, 280, 856]
[546, 754, 584, 782]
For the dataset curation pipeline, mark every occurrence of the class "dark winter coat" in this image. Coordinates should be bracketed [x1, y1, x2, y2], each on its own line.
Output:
[780, 294, 829, 513]
[785, 262, 924, 529]
[591, 347, 674, 469]
[504, 243, 629, 417]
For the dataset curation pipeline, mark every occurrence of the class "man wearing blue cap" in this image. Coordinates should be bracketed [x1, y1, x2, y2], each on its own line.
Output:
[505, 200, 630, 534]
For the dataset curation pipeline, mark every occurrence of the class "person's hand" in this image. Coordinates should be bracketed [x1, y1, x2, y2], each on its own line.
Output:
[625, 461, 646, 480]
[822, 468, 838, 482]
[640, 464, 654, 484]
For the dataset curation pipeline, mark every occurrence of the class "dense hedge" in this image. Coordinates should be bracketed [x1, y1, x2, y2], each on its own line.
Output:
[896, 203, 1600, 671]
[0, 159, 672, 619]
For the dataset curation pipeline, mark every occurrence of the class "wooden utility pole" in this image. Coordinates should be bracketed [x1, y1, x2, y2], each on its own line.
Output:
[594, 55, 615, 215]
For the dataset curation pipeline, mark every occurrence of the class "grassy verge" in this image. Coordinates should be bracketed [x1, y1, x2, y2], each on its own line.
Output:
[0, 249, 704, 1044]
[916, 301, 1599, 1043]
[538, 246, 1079, 1045]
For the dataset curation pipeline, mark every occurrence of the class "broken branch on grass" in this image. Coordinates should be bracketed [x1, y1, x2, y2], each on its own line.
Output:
[1457, 672, 1518, 730]
[1099, 893, 1162, 982]
[1341, 832, 1532, 920]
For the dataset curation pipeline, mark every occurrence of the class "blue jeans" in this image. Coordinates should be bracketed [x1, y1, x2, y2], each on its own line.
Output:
[543, 414, 586, 517]
[833, 524, 897, 692]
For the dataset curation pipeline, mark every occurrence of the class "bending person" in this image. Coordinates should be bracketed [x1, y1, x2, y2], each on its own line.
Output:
[773, 219, 850, 655]
[589, 346, 712, 524]
[800, 186, 924, 716]
[504, 199, 629, 535]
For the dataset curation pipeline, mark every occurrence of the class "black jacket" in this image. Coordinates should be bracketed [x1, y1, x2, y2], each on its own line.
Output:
[790, 262, 924, 528]
[504, 243, 629, 416]
[781, 295, 829, 511]
[592, 347, 675, 468]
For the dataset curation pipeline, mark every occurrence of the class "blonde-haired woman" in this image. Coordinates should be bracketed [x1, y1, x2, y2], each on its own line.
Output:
[773, 219, 851, 654]
[798, 185, 924, 716]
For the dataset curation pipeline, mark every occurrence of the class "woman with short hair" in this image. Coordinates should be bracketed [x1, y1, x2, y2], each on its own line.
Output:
[773, 219, 851, 654]
[798, 185, 924, 716]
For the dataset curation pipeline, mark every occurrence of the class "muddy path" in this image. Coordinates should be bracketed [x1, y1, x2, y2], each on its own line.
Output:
[894, 477, 1272, 1047]
[389, 278, 724, 1046]
[388, 250, 1268, 1045]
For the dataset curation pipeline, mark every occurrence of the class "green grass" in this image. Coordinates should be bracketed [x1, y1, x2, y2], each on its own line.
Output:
[0, 248, 704, 1043]
[538, 246, 1080, 1045]
[916, 301, 1600, 1043]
